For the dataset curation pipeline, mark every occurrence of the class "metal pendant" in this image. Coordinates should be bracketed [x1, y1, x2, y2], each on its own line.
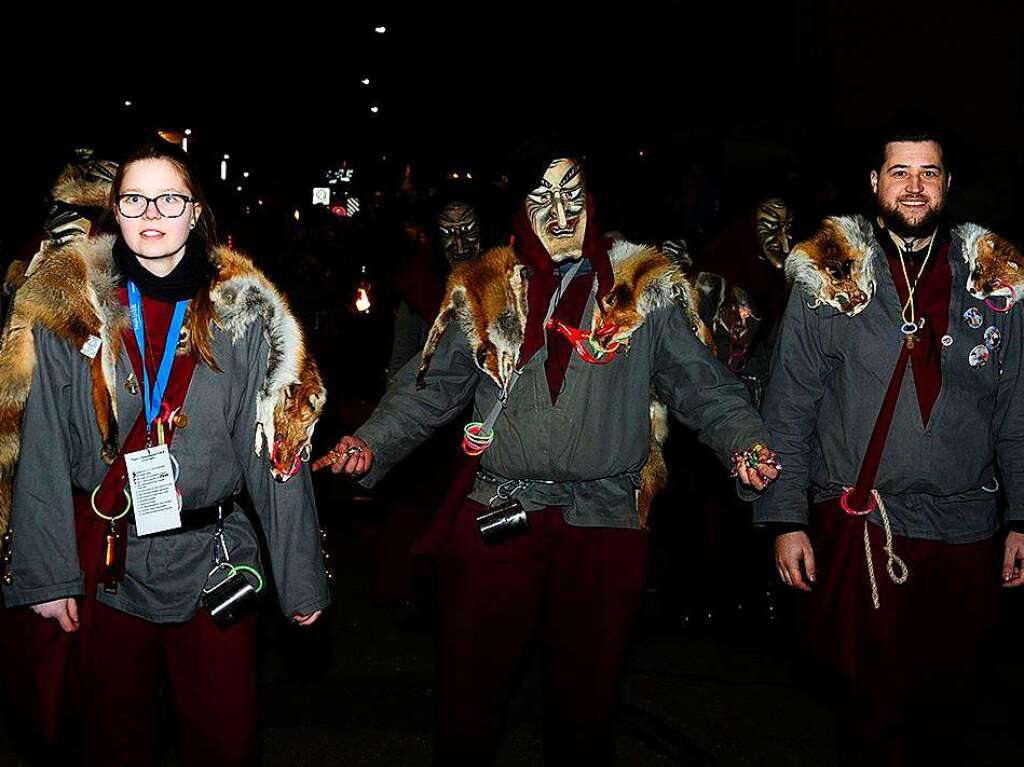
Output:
[901, 321, 918, 349]
[125, 372, 139, 396]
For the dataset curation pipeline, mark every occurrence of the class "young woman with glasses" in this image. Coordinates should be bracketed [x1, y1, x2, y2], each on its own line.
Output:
[0, 142, 330, 765]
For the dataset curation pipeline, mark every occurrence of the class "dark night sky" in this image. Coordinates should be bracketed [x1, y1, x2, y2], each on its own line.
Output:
[2, 3, 1021, 255]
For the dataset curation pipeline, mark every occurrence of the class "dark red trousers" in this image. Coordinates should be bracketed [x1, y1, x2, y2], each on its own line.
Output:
[804, 500, 999, 767]
[434, 500, 649, 766]
[0, 490, 258, 766]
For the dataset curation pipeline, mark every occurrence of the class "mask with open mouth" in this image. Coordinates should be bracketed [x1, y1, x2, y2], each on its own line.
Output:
[438, 202, 481, 264]
[525, 158, 587, 262]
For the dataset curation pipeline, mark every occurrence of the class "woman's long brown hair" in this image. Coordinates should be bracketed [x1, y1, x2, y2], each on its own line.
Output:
[109, 142, 221, 370]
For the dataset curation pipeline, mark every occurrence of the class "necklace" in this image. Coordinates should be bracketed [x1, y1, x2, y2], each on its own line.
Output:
[890, 229, 938, 350]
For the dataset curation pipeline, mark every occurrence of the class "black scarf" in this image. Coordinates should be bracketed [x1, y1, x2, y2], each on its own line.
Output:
[112, 234, 213, 302]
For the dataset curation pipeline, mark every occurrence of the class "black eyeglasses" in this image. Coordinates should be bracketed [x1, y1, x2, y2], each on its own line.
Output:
[116, 193, 194, 218]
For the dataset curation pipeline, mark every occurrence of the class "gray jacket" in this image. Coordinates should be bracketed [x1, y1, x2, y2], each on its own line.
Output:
[357, 285, 768, 529]
[3, 323, 331, 622]
[754, 225, 1024, 543]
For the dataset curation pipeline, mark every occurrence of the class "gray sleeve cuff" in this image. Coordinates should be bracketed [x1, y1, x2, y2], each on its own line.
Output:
[282, 593, 332, 619]
[2, 575, 85, 609]
[353, 426, 391, 488]
[1004, 505, 1024, 524]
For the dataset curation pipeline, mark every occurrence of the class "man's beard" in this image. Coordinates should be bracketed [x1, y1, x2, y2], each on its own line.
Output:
[877, 197, 945, 240]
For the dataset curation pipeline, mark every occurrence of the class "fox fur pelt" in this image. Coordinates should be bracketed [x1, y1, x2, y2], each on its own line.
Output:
[416, 240, 713, 527]
[0, 235, 325, 533]
[787, 215, 1022, 315]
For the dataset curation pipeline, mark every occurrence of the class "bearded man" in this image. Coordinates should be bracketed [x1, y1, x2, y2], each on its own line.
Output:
[756, 124, 1024, 766]
[317, 149, 778, 765]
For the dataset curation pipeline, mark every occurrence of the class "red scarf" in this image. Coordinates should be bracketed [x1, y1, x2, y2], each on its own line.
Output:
[512, 193, 614, 371]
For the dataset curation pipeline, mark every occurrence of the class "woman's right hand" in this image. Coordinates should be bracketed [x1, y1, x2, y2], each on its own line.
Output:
[30, 598, 79, 632]
[312, 435, 374, 477]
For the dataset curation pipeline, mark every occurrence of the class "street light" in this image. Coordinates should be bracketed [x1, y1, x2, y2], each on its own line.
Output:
[370, 105, 379, 114]
[374, 25, 386, 33]
[243, 171, 250, 178]
[361, 78, 370, 85]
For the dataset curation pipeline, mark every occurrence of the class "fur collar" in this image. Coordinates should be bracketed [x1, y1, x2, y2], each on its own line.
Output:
[415, 239, 711, 528]
[955, 223, 1023, 304]
[786, 215, 878, 316]
[418, 240, 710, 390]
[790, 215, 1023, 316]
[0, 235, 325, 533]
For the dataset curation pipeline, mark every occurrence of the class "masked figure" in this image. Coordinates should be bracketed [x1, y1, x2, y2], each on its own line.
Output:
[438, 201, 482, 264]
[319, 150, 776, 765]
[524, 158, 587, 262]
[5, 150, 118, 302]
[754, 197, 794, 269]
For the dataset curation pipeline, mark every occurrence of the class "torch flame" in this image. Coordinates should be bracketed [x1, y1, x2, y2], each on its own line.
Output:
[355, 287, 371, 313]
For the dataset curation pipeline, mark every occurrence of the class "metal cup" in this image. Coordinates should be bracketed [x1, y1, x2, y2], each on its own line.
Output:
[476, 500, 528, 545]
[201, 566, 262, 626]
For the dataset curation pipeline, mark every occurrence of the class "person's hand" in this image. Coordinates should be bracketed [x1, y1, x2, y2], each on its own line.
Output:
[733, 443, 781, 492]
[293, 610, 322, 627]
[312, 436, 373, 476]
[1002, 530, 1024, 587]
[735, 456, 779, 491]
[30, 598, 79, 632]
[774, 531, 816, 592]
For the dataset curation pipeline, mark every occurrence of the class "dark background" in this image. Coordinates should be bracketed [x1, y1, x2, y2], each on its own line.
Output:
[2, 3, 1022, 253]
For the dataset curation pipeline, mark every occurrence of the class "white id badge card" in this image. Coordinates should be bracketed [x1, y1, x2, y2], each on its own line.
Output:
[125, 445, 182, 536]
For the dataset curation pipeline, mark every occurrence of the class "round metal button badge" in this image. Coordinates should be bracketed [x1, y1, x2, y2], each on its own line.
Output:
[984, 326, 1001, 350]
[969, 344, 990, 368]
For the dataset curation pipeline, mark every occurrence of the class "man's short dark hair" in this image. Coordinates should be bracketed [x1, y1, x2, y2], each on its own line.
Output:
[871, 117, 951, 174]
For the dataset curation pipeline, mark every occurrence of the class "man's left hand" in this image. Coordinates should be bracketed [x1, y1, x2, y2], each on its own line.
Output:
[1002, 531, 1024, 587]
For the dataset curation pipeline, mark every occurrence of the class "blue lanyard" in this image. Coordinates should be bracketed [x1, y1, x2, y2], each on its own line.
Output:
[126, 281, 189, 432]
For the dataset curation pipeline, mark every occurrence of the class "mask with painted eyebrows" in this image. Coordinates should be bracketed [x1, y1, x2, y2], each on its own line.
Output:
[438, 202, 482, 264]
[525, 158, 587, 262]
[754, 198, 794, 269]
